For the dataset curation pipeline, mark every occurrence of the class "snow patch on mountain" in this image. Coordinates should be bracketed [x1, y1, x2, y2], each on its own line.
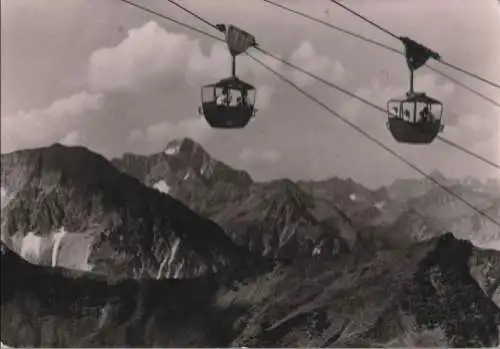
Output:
[156, 237, 182, 279]
[349, 193, 357, 201]
[1, 186, 12, 209]
[6, 228, 96, 271]
[51, 228, 68, 267]
[0, 341, 13, 349]
[20, 232, 43, 262]
[153, 180, 170, 194]
[200, 159, 215, 177]
[164, 142, 181, 155]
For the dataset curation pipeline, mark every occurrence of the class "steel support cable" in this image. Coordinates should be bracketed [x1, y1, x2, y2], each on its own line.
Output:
[115, 0, 500, 228]
[328, 0, 500, 89]
[257, 0, 500, 108]
[254, 46, 500, 170]
[247, 53, 500, 228]
[156, 0, 500, 168]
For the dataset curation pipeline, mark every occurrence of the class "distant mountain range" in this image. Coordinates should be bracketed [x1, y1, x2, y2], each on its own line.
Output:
[1, 139, 500, 347]
[113, 137, 500, 254]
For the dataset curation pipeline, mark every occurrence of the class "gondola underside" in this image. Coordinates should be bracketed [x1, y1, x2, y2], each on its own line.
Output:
[387, 118, 442, 144]
[202, 102, 255, 128]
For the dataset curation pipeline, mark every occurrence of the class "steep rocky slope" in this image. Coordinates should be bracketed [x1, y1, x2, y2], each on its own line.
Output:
[0, 242, 244, 347]
[114, 138, 500, 260]
[113, 138, 357, 260]
[297, 177, 390, 229]
[3, 233, 499, 347]
[212, 179, 354, 261]
[112, 138, 253, 217]
[229, 233, 500, 347]
[0, 144, 261, 280]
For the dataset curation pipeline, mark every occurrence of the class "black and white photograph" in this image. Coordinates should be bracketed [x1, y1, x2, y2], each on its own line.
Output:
[1, 0, 500, 347]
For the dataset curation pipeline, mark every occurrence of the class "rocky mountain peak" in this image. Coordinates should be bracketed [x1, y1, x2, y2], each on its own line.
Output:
[162, 138, 216, 180]
[1, 144, 262, 281]
[113, 138, 253, 198]
[163, 137, 204, 157]
[1, 143, 116, 192]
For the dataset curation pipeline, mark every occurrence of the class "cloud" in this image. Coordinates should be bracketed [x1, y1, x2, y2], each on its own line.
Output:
[88, 21, 284, 93]
[239, 148, 280, 165]
[289, 41, 347, 88]
[1, 91, 103, 153]
[444, 112, 498, 148]
[254, 85, 275, 110]
[59, 130, 85, 146]
[88, 21, 203, 91]
[2, 21, 290, 155]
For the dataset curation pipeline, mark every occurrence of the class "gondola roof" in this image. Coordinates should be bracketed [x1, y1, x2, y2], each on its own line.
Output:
[203, 76, 255, 90]
[388, 92, 442, 104]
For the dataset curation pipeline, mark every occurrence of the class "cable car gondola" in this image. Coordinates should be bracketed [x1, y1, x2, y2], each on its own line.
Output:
[387, 37, 444, 144]
[198, 24, 258, 129]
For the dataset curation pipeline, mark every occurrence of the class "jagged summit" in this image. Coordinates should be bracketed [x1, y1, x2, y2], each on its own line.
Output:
[163, 137, 205, 157]
[113, 138, 253, 200]
[163, 137, 216, 178]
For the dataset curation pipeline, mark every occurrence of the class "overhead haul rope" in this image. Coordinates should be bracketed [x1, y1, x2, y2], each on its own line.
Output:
[257, 0, 500, 108]
[328, 0, 500, 90]
[115, 0, 500, 229]
[158, 0, 500, 170]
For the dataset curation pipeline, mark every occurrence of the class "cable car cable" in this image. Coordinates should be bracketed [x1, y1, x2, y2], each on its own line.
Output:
[114, 0, 500, 228]
[328, 0, 399, 40]
[328, 0, 500, 90]
[119, 0, 500, 169]
[120, 0, 500, 169]
[254, 47, 500, 169]
[425, 66, 500, 109]
[119, 0, 451, 233]
[163, 0, 220, 31]
[259, 0, 400, 54]
[156, 1, 499, 155]
[257, 0, 500, 108]
[117, 0, 222, 41]
[247, 53, 500, 228]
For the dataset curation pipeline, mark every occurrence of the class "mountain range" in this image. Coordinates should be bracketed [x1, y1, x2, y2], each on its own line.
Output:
[113, 137, 500, 254]
[1, 143, 262, 281]
[1, 138, 500, 347]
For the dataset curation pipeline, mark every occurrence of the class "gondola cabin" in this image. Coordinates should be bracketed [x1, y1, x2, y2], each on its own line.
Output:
[199, 77, 257, 129]
[386, 92, 444, 144]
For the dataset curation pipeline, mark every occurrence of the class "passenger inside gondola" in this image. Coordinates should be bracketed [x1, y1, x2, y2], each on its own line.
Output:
[419, 106, 434, 123]
[216, 87, 231, 106]
[392, 106, 399, 117]
[236, 89, 249, 107]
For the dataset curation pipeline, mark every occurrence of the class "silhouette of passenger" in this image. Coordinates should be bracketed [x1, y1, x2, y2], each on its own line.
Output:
[216, 87, 231, 106]
[392, 106, 399, 117]
[419, 106, 433, 123]
[237, 89, 248, 107]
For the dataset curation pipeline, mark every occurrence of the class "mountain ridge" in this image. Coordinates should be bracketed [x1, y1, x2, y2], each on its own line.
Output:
[112, 138, 500, 256]
[3, 232, 500, 347]
[1, 143, 264, 281]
